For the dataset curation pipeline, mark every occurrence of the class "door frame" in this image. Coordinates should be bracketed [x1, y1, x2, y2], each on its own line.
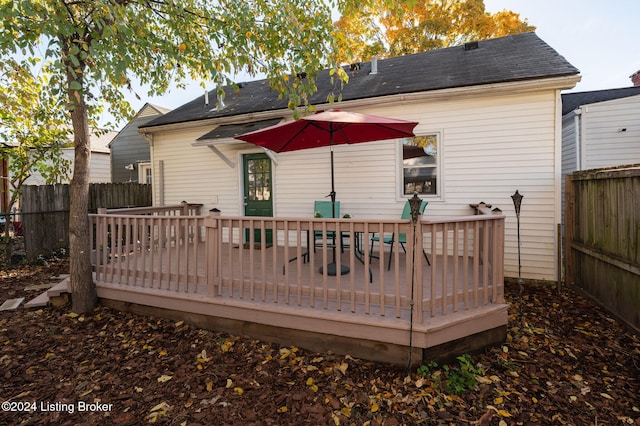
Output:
[241, 151, 274, 244]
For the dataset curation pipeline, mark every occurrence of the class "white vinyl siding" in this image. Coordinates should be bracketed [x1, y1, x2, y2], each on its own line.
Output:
[88, 152, 111, 183]
[23, 149, 111, 185]
[580, 95, 640, 170]
[151, 89, 562, 281]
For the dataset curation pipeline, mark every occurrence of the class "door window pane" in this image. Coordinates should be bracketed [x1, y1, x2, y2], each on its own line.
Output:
[247, 158, 271, 201]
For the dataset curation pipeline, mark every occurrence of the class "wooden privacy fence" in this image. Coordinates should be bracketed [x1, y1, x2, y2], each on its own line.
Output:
[565, 165, 640, 332]
[20, 183, 151, 260]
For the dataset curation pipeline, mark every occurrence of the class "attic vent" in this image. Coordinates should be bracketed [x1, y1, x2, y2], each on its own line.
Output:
[370, 57, 378, 75]
[464, 41, 479, 51]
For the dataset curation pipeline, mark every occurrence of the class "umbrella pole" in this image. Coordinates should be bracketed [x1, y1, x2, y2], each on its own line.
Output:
[320, 144, 349, 276]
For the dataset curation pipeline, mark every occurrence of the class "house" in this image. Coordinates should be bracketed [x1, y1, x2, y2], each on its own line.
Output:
[139, 32, 580, 284]
[109, 103, 170, 184]
[562, 86, 640, 176]
[22, 129, 117, 185]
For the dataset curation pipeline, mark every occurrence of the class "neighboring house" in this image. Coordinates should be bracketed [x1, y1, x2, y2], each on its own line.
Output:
[139, 32, 581, 283]
[562, 86, 640, 176]
[23, 129, 117, 185]
[109, 103, 170, 184]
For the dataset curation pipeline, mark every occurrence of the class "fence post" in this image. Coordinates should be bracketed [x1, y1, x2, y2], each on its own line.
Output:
[205, 209, 221, 297]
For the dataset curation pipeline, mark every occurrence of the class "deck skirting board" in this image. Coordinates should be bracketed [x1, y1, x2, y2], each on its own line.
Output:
[96, 282, 507, 366]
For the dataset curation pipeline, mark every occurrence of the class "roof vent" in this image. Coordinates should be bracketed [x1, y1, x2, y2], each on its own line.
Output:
[370, 57, 378, 75]
[464, 41, 479, 51]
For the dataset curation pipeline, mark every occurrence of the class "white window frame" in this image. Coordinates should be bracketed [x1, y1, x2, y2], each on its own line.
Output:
[398, 131, 442, 200]
[138, 162, 153, 184]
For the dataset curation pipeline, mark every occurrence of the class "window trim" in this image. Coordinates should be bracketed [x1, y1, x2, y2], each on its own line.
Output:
[397, 130, 443, 201]
[138, 162, 152, 185]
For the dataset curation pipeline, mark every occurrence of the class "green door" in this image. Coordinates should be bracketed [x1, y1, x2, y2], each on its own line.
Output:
[243, 153, 273, 244]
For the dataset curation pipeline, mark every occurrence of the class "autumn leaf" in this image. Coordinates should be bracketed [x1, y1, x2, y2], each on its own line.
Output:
[197, 349, 211, 362]
[157, 375, 173, 383]
[147, 402, 171, 423]
[335, 362, 348, 374]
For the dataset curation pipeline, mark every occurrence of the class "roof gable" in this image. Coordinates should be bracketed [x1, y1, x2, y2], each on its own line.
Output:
[561, 87, 640, 115]
[144, 32, 579, 129]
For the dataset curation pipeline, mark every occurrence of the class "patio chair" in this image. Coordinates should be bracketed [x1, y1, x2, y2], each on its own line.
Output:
[370, 200, 430, 270]
[313, 200, 342, 253]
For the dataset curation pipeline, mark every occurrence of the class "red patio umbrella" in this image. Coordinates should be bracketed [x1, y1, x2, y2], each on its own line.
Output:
[235, 109, 419, 274]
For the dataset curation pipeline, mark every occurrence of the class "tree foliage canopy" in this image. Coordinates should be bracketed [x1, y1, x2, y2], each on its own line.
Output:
[0, 0, 353, 125]
[334, 0, 535, 62]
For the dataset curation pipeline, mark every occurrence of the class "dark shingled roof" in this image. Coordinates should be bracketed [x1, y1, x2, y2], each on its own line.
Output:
[143, 32, 579, 129]
[561, 86, 640, 115]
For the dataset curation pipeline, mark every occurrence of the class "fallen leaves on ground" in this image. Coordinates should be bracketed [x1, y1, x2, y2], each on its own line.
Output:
[1, 259, 639, 425]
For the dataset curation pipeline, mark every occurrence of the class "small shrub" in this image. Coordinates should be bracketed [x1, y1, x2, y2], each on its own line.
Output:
[417, 354, 484, 395]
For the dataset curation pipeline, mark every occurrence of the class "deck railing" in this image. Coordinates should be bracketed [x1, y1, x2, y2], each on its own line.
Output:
[91, 209, 504, 326]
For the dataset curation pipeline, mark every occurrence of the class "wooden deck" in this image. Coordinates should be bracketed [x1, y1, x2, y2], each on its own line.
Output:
[91, 208, 508, 365]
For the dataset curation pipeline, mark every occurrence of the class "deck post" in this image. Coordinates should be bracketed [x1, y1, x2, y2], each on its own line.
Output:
[493, 217, 505, 304]
[95, 208, 108, 278]
[205, 209, 221, 297]
[408, 193, 424, 325]
[413, 214, 424, 324]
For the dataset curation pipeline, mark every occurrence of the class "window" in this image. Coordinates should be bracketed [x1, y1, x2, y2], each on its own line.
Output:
[401, 133, 439, 196]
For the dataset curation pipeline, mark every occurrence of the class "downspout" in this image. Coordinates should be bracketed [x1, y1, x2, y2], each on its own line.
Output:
[578, 106, 588, 170]
[574, 108, 582, 170]
[553, 90, 564, 283]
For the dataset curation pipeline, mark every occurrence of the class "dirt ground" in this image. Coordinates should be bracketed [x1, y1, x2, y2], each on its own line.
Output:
[1, 258, 639, 425]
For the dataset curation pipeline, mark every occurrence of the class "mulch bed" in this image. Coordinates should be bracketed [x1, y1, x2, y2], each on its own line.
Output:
[1, 259, 639, 425]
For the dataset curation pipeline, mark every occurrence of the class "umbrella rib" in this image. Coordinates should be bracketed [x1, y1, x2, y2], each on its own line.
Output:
[277, 123, 310, 152]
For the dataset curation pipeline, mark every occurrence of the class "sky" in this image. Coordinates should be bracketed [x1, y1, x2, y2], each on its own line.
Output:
[121, 0, 640, 127]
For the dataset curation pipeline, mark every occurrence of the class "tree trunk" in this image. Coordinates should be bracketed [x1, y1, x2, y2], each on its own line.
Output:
[69, 89, 97, 313]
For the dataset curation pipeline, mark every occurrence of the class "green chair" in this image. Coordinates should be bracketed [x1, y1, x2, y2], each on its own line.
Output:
[313, 200, 341, 252]
[370, 200, 430, 270]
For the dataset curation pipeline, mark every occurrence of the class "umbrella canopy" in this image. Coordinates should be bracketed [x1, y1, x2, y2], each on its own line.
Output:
[235, 109, 418, 153]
